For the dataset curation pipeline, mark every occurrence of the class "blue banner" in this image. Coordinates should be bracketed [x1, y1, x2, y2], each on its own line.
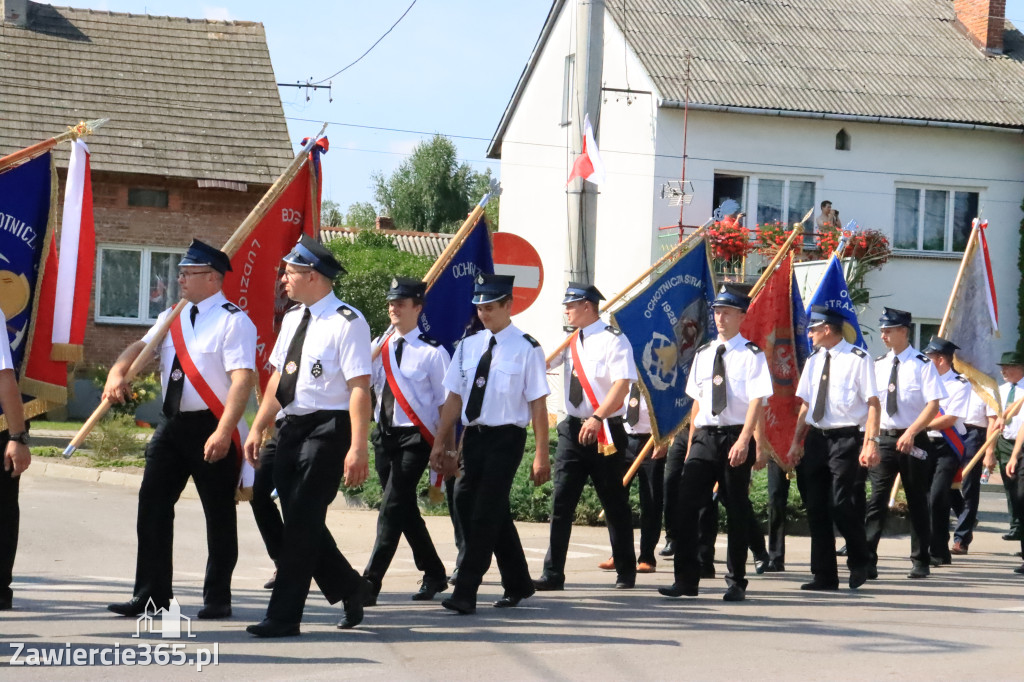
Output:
[804, 255, 866, 348]
[611, 241, 715, 441]
[791, 271, 811, 366]
[419, 217, 493, 354]
[0, 153, 51, 374]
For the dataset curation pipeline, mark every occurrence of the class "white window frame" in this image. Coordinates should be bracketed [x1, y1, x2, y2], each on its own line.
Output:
[892, 185, 981, 254]
[750, 176, 818, 227]
[95, 244, 186, 325]
[560, 54, 575, 127]
[912, 320, 942, 349]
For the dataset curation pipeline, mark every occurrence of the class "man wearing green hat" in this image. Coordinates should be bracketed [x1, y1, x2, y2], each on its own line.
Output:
[984, 350, 1024, 541]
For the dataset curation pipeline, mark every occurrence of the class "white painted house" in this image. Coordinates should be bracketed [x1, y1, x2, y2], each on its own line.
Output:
[489, 0, 1024, 358]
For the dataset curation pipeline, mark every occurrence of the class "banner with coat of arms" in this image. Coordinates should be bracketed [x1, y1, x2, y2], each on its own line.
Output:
[611, 240, 716, 442]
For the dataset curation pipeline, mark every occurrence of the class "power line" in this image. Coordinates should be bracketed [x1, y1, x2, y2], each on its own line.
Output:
[310, 0, 418, 85]
[285, 116, 492, 142]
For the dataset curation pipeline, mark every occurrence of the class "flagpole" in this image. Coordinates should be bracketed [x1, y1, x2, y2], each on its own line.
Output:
[423, 179, 502, 289]
[622, 436, 656, 486]
[545, 219, 712, 366]
[748, 208, 813, 299]
[937, 219, 981, 338]
[63, 125, 328, 458]
[962, 394, 1024, 476]
[0, 119, 108, 174]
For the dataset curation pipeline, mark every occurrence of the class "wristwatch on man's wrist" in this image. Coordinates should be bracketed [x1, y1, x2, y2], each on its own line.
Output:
[9, 431, 29, 445]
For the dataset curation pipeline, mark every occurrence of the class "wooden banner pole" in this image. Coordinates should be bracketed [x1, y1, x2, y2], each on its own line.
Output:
[0, 118, 108, 174]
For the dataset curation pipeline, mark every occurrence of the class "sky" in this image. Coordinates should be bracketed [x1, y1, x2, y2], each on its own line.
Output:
[35, 0, 553, 213]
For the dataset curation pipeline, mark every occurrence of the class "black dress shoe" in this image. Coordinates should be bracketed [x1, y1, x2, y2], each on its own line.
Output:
[411, 576, 449, 601]
[1013, 563, 1024, 575]
[907, 564, 930, 579]
[800, 578, 839, 591]
[263, 571, 277, 590]
[929, 556, 951, 567]
[338, 578, 373, 629]
[849, 568, 868, 589]
[764, 561, 785, 573]
[722, 585, 746, 602]
[107, 597, 167, 617]
[1003, 532, 1022, 541]
[441, 596, 476, 614]
[247, 619, 300, 638]
[867, 566, 879, 580]
[659, 541, 676, 558]
[700, 563, 716, 579]
[447, 568, 459, 586]
[197, 604, 232, 620]
[614, 576, 635, 589]
[494, 588, 535, 608]
[836, 545, 848, 557]
[658, 583, 698, 597]
[754, 559, 768, 575]
[0, 596, 12, 611]
[532, 576, 565, 591]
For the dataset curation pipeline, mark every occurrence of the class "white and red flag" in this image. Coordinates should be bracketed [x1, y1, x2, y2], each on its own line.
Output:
[566, 114, 605, 186]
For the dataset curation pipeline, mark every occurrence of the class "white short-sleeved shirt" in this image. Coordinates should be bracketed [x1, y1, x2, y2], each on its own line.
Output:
[270, 292, 372, 416]
[964, 385, 993, 428]
[624, 384, 651, 435]
[874, 345, 947, 430]
[686, 333, 774, 428]
[443, 323, 549, 428]
[371, 326, 450, 431]
[558, 318, 637, 418]
[143, 291, 257, 411]
[927, 369, 970, 438]
[795, 339, 877, 429]
[988, 380, 1024, 439]
[0, 310, 13, 371]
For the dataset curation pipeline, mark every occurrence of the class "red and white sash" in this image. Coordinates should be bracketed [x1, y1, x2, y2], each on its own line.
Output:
[169, 315, 253, 490]
[380, 332, 437, 446]
[569, 330, 618, 455]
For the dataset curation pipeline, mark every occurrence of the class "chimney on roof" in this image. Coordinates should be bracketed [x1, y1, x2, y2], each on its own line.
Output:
[375, 216, 394, 231]
[2, 0, 29, 27]
[954, 0, 1005, 53]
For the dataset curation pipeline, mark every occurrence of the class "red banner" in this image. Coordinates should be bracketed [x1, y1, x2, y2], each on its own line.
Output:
[740, 254, 801, 469]
[221, 162, 316, 392]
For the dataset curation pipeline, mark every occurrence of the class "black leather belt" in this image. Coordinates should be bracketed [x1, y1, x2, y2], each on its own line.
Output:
[567, 415, 624, 426]
[879, 428, 907, 437]
[700, 424, 743, 435]
[965, 425, 987, 434]
[812, 425, 860, 437]
[464, 424, 525, 434]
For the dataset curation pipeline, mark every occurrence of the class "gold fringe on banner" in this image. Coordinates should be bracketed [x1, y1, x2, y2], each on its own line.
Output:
[954, 358, 1001, 413]
[235, 487, 253, 503]
[0, 398, 52, 432]
[51, 343, 84, 363]
[20, 377, 67, 404]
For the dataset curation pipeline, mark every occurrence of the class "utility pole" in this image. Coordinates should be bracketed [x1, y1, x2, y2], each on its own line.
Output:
[566, 0, 603, 285]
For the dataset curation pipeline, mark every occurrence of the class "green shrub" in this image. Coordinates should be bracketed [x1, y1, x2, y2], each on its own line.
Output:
[91, 369, 161, 418]
[88, 413, 145, 463]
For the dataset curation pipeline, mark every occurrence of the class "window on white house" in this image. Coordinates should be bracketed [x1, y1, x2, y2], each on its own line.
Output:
[912, 321, 941, 349]
[756, 179, 815, 227]
[96, 245, 184, 324]
[560, 54, 575, 127]
[893, 187, 979, 253]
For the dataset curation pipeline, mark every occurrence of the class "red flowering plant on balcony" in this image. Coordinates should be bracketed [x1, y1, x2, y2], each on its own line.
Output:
[754, 221, 790, 255]
[707, 221, 754, 260]
[813, 225, 893, 306]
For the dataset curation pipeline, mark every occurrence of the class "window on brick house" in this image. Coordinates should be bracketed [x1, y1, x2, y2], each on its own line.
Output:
[128, 188, 169, 208]
[96, 245, 184, 324]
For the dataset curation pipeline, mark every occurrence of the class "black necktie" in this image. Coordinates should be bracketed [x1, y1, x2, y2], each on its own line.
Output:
[711, 344, 728, 416]
[162, 305, 199, 417]
[886, 356, 900, 417]
[626, 383, 641, 426]
[812, 351, 830, 423]
[379, 336, 405, 428]
[465, 336, 496, 423]
[276, 308, 311, 408]
[568, 330, 584, 408]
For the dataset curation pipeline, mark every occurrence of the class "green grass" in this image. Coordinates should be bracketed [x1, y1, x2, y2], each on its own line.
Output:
[30, 419, 153, 434]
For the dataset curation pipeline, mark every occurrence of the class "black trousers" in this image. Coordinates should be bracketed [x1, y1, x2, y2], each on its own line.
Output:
[0, 432, 17, 604]
[451, 425, 532, 605]
[445, 474, 465, 570]
[766, 460, 790, 563]
[266, 410, 364, 624]
[543, 417, 636, 581]
[250, 436, 284, 564]
[798, 428, 869, 583]
[673, 426, 756, 590]
[864, 431, 934, 567]
[665, 432, 716, 567]
[134, 411, 238, 607]
[927, 438, 961, 561]
[626, 433, 664, 565]
[1012, 453, 1024, 556]
[951, 426, 986, 547]
[364, 426, 446, 589]
[996, 437, 1021, 535]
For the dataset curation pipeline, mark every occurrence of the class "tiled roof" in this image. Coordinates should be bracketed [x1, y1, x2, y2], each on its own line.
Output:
[321, 227, 453, 259]
[489, 0, 1024, 156]
[0, 2, 292, 183]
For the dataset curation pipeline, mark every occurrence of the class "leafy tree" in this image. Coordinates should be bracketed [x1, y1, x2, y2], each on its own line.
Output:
[470, 167, 500, 231]
[345, 201, 378, 229]
[373, 134, 496, 233]
[326, 229, 432, 336]
[321, 199, 344, 227]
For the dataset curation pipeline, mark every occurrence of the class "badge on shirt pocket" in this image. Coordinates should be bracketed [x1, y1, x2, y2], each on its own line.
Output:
[311, 359, 323, 378]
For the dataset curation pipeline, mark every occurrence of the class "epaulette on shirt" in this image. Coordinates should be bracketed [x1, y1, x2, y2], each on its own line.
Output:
[337, 305, 357, 321]
[851, 347, 867, 358]
[284, 303, 301, 315]
[875, 354, 887, 362]
[696, 341, 712, 353]
[956, 374, 969, 383]
[916, 353, 930, 363]
[523, 333, 540, 348]
[605, 325, 622, 336]
[745, 341, 763, 354]
[222, 302, 241, 314]
[418, 333, 440, 347]
[563, 325, 576, 333]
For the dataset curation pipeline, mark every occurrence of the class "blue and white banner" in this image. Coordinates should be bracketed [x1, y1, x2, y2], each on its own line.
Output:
[419, 217, 494, 354]
[804, 255, 866, 348]
[612, 241, 715, 441]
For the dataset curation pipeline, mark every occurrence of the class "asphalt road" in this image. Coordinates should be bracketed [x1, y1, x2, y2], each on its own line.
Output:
[4, 472, 1024, 679]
